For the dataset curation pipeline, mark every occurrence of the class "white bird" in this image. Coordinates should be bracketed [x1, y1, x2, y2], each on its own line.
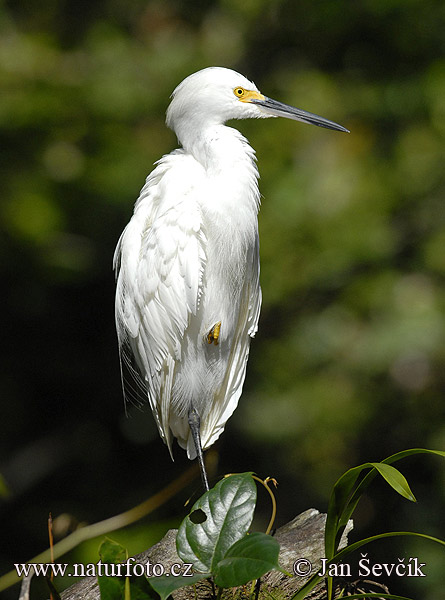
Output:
[114, 67, 348, 490]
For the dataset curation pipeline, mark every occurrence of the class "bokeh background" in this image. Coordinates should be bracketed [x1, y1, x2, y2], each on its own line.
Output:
[1, 0, 444, 598]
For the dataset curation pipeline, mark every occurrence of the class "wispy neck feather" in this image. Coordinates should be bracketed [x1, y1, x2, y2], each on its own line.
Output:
[182, 123, 257, 174]
[193, 125, 260, 212]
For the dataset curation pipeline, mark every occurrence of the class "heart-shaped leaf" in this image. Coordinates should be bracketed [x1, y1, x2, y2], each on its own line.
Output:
[213, 532, 281, 588]
[176, 473, 256, 573]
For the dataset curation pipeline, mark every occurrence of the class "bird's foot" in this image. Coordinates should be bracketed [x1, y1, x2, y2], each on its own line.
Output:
[206, 321, 221, 345]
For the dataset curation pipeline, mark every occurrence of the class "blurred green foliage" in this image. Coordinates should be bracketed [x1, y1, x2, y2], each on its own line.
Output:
[1, 0, 445, 598]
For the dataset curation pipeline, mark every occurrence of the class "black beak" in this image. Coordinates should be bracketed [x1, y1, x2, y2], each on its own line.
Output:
[253, 96, 349, 133]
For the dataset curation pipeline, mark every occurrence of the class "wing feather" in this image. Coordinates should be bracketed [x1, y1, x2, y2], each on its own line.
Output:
[200, 235, 261, 450]
[114, 152, 206, 448]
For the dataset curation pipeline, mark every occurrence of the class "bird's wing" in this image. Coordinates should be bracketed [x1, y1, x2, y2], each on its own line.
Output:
[199, 234, 261, 451]
[114, 152, 206, 454]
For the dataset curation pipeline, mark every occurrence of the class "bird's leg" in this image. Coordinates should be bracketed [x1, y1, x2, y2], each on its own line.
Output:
[188, 405, 209, 491]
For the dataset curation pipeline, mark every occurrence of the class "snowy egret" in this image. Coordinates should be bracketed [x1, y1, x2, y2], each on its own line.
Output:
[114, 67, 348, 490]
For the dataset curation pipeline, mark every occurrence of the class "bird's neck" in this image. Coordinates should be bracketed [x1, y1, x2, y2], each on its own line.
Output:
[180, 124, 260, 209]
[178, 123, 254, 171]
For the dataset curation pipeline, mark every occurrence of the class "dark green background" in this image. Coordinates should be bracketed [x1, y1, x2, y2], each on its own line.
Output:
[1, 0, 444, 598]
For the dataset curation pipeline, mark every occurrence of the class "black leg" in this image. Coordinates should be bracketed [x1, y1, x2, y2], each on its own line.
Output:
[188, 406, 209, 491]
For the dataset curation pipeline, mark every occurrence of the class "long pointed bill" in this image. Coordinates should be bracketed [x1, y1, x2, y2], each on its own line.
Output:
[252, 96, 349, 133]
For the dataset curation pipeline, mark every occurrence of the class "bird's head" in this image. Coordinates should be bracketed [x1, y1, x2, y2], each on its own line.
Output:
[166, 67, 349, 146]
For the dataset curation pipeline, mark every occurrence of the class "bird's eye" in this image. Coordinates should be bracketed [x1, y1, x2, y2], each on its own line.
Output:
[234, 87, 246, 98]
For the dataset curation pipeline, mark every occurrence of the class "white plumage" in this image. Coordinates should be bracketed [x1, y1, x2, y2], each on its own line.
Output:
[114, 67, 348, 483]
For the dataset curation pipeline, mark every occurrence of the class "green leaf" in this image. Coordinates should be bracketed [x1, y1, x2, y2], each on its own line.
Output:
[176, 472, 256, 573]
[326, 449, 445, 558]
[213, 532, 281, 588]
[99, 575, 160, 600]
[369, 463, 416, 502]
[98, 575, 125, 600]
[292, 530, 445, 600]
[325, 463, 374, 559]
[295, 451, 445, 600]
[335, 530, 445, 561]
[98, 539, 127, 600]
[149, 572, 210, 600]
[332, 448, 443, 553]
[127, 577, 160, 600]
[99, 538, 127, 564]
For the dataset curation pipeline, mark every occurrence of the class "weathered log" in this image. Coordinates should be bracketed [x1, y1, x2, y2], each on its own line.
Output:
[60, 509, 352, 600]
